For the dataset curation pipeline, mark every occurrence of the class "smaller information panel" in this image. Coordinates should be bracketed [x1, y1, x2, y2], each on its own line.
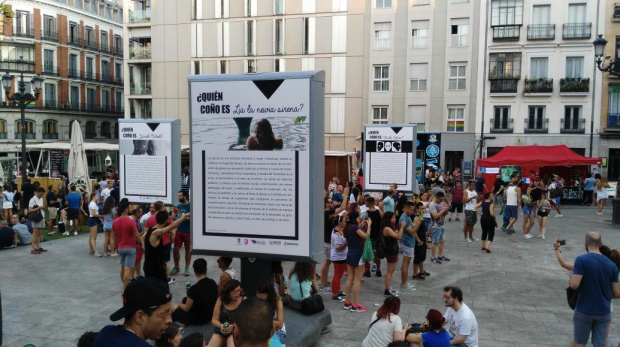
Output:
[119, 120, 181, 205]
[364, 124, 416, 192]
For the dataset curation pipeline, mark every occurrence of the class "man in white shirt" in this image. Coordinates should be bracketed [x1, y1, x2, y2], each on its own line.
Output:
[101, 181, 113, 202]
[443, 286, 478, 347]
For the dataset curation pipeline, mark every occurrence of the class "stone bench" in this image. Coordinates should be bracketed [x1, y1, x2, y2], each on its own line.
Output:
[181, 308, 332, 347]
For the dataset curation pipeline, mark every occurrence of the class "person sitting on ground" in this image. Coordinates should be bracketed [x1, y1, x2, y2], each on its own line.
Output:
[405, 309, 451, 347]
[362, 296, 405, 347]
[287, 261, 319, 311]
[77, 331, 99, 347]
[443, 286, 478, 347]
[217, 256, 237, 295]
[387, 342, 409, 347]
[209, 279, 245, 347]
[230, 297, 276, 347]
[179, 332, 205, 347]
[93, 277, 172, 347]
[155, 323, 182, 347]
[0, 220, 17, 249]
[12, 214, 31, 245]
[256, 280, 286, 345]
[172, 258, 218, 326]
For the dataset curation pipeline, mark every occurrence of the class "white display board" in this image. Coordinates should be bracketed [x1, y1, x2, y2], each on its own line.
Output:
[363, 124, 416, 192]
[119, 119, 181, 205]
[189, 72, 325, 261]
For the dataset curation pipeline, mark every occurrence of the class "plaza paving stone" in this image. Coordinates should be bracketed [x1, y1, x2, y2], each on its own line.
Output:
[1, 204, 620, 346]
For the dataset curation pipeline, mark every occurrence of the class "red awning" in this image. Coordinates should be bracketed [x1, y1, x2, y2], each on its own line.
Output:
[477, 145, 601, 167]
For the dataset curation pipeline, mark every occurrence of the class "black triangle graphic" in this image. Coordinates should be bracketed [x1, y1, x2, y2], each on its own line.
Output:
[391, 127, 403, 134]
[147, 123, 160, 132]
[253, 80, 285, 99]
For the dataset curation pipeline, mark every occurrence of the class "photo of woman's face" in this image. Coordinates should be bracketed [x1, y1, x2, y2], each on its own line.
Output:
[385, 142, 392, 151]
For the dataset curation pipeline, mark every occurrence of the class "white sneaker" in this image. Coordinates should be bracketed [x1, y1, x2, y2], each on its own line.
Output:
[62, 232, 69, 236]
[555, 214, 563, 218]
[597, 212, 603, 215]
[74, 231, 78, 236]
[94, 251, 102, 257]
[471, 236, 479, 241]
[541, 235, 546, 240]
[525, 234, 533, 239]
[536, 235, 542, 238]
[466, 238, 472, 243]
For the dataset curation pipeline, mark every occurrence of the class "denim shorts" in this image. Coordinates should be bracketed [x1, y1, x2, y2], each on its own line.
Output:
[573, 310, 612, 347]
[432, 227, 445, 244]
[119, 247, 137, 267]
[87, 217, 100, 227]
[522, 205, 533, 215]
[400, 244, 413, 258]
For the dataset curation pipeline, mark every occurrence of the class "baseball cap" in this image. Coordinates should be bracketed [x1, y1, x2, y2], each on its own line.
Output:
[110, 277, 172, 321]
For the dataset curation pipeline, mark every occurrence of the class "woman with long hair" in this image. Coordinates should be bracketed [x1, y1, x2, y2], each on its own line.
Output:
[87, 193, 102, 256]
[330, 212, 348, 302]
[362, 296, 404, 346]
[256, 279, 286, 345]
[536, 194, 551, 240]
[210, 279, 244, 347]
[343, 209, 370, 312]
[271, 260, 286, 297]
[155, 323, 182, 347]
[382, 212, 403, 296]
[596, 177, 611, 215]
[405, 309, 451, 347]
[521, 187, 536, 239]
[476, 192, 495, 253]
[101, 196, 118, 256]
[246, 118, 283, 150]
[287, 262, 318, 311]
[2, 184, 14, 223]
[80, 191, 89, 233]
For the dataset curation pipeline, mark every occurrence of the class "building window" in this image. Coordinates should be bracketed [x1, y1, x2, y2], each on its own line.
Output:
[70, 86, 80, 110]
[15, 11, 32, 35]
[608, 84, 620, 127]
[115, 91, 122, 114]
[409, 63, 428, 91]
[451, 21, 469, 47]
[567, 3, 587, 24]
[219, 60, 228, 74]
[246, 0, 257, 17]
[15, 120, 35, 139]
[372, 107, 388, 124]
[43, 15, 56, 39]
[331, 57, 346, 93]
[86, 57, 94, 79]
[274, 19, 284, 55]
[330, 97, 345, 133]
[332, 16, 347, 53]
[527, 106, 546, 131]
[115, 63, 122, 81]
[447, 107, 464, 132]
[274, 0, 284, 15]
[302, 18, 316, 54]
[86, 121, 97, 139]
[246, 59, 256, 73]
[489, 53, 522, 79]
[43, 49, 54, 73]
[408, 105, 426, 131]
[274, 58, 285, 72]
[69, 54, 78, 77]
[69, 22, 79, 44]
[101, 61, 110, 80]
[101, 122, 111, 139]
[491, 0, 523, 27]
[411, 21, 429, 48]
[566, 57, 584, 78]
[101, 31, 108, 50]
[44, 83, 56, 108]
[0, 120, 6, 138]
[492, 106, 511, 131]
[43, 120, 58, 139]
[102, 90, 110, 111]
[246, 21, 255, 55]
[376, 0, 391, 8]
[87, 88, 96, 111]
[374, 22, 391, 50]
[564, 106, 582, 130]
[449, 63, 466, 90]
[373, 65, 390, 92]
[85, 26, 94, 46]
[530, 57, 549, 79]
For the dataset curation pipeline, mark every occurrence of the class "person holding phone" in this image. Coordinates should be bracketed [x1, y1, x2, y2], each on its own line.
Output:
[430, 192, 450, 264]
[343, 205, 370, 313]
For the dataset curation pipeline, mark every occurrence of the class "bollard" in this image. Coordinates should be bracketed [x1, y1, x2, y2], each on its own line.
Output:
[612, 198, 620, 226]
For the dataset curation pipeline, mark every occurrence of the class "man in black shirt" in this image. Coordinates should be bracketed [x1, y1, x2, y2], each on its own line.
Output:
[0, 220, 17, 249]
[319, 187, 349, 292]
[492, 175, 504, 210]
[46, 185, 59, 236]
[21, 178, 34, 215]
[172, 258, 217, 326]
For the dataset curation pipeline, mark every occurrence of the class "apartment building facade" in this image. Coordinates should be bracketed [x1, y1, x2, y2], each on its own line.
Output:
[0, 0, 124, 149]
[597, 1, 620, 179]
[475, 0, 605, 160]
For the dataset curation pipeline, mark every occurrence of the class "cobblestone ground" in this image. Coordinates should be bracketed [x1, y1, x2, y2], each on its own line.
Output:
[0, 204, 619, 346]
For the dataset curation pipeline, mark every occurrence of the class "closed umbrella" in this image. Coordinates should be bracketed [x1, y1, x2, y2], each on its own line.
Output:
[68, 121, 91, 196]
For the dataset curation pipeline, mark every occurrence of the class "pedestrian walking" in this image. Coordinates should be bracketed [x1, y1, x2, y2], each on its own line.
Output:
[344, 208, 370, 312]
[536, 194, 551, 240]
[596, 178, 611, 215]
[430, 192, 450, 264]
[65, 185, 81, 236]
[476, 192, 495, 253]
[548, 177, 564, 218]
[102, 196, 118, 257]
[28, 187, 47, 254]
[462, 180, 479, 242]
[2, 185, 14, 223]
[582, 173, 596, 206]
[381, 211, 402, 297]
[81, 191, 90, 233]
[88, 193, 103, 256]
[492, 174, 504, 211]
[504, 176, 522, 234]
[113, 202, 142, 289]
[521, 187, 536, 239]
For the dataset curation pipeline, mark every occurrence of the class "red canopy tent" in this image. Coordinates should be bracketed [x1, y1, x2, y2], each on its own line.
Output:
[477, 145, 601, 190]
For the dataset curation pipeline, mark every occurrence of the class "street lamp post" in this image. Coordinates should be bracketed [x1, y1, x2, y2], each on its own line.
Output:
[593, 35, 620, 77]
[2, 56, 44, 184]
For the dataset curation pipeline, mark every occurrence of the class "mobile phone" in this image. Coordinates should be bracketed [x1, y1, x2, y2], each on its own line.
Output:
[558, 239, 566, 246]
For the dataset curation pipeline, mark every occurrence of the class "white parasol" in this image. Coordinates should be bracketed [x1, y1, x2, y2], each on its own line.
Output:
[67, 121, 91, 195]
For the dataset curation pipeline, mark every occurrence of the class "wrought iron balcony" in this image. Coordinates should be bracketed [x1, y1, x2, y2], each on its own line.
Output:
[524, 118, 549, 133]
[0, 101, 123, 115]
[560, 78, 590, 93]
[42, 65, 60, 77]
[608, 113, 620, 128]
[563, 23, 591, 39]
[614, 3, 620, 19]
[84, 39, 98, 51]
[0, 61, 35, 73]
[490, 79, 518, 94]
[13, 27, 34, 38]
[524, 78, 553, 94]
[100, 74, 114, 83]
[492, 26, 520, 41]
[527, 24, 555, 40]
[15, 133, 36, 139]
[84, 71, 98, 82]
[0, 133, 6, 139]
[41, 29, 58, 42]
[561, 118, 586, 134]
[43, 133, 59, 139]
[490, 118, 514, 133]
[85, 132, 97, 139]
[68, 68, 81, 79]
[68, 34, 82, 47]
[114, 47, 123, 57]
[100, 43, 111, 55]
[115, 76, 124, 85]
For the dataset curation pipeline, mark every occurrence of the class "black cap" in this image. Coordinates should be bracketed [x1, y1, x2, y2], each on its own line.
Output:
[110, 277, 172, 321]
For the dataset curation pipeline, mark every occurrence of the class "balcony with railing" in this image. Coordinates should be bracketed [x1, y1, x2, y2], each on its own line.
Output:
[130, 81, 151, 95]
[129, 10, 151, 23]
[42, 65, 60, 77]
[130, 46, 152, 60]
[0, 61, 35, 73]
[68, 68, 81, 79]
[0, 133, 6, 139]
[563, 23, 591, 39]
[524, 78, 553, 95]
[84, 70, 97, 82]
[100, 74, 114, 84]
[43, 132, 59, 139]
[114, 46, 123, 57]
[492, 26, 521, 41]
[527, 24, 555, 40]
[560, 78, 590, 94]
[84, 39, 98, 51]
[561, 118, 586, 134]
[609, 113, 620, 128]
[85, 132, 97, 139]
[1, 101, 124, 115]
[41, 29, 58, 42]
[68, 33, 82, 47]
[490, 118, 514, 133]
[524, 118, 549, 133]
[614, 3, 620, 19]
[15, 132, 36, 139]
[490, 79, 518, 94]
[115, 76, 124, 85]
[13, 27, 34, 38]
[100, 43, 111, 55]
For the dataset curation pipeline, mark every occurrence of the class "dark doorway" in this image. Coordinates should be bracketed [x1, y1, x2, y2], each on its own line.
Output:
[570, 148, 586, 156]
[445, 151, 463, 174]
[609, 148, 620, 181]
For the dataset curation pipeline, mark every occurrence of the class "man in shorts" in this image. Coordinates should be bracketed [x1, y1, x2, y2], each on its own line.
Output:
[172, 190, 192, 277]
[400, 201, 421, 292]
[505, 175, 522, 234]
[430, 191, 450, 264]
[45, 185, 58, 236]
[113, 201, 143, 289]
[65, 185, 82, 236]
[463, 180, 479, 242]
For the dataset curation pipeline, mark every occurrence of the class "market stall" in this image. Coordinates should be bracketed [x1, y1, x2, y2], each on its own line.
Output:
[477, 145, 602, 204]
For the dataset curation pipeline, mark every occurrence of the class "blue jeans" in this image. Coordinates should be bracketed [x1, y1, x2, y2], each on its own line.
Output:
[573, 310, 611, 347]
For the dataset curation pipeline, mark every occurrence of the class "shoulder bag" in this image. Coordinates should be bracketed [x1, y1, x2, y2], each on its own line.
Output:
[28, 201, 43, 222]
[299, 279, 324, 315]
[567, 284, 581, 310]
